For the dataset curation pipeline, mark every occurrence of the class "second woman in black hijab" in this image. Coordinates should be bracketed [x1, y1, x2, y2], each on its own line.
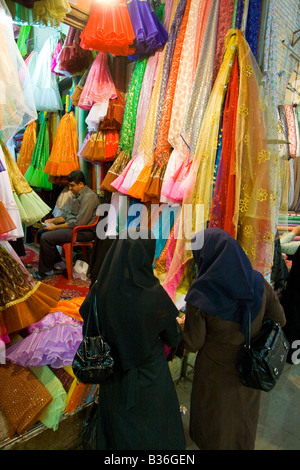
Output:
[79, 227, 185, 450]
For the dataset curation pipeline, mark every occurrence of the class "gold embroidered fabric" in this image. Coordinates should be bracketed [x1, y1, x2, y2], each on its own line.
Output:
[163, 30, 281, 299]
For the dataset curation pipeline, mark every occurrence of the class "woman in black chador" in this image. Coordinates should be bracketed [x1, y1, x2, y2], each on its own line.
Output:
[79, 227, 185, 450]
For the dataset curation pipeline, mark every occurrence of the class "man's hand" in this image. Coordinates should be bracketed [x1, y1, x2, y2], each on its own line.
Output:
[44, 223, 57, 231]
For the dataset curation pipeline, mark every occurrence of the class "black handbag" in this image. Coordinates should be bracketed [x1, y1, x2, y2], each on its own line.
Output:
[236, 315, 290, 392]
[72, 295, 114, 384]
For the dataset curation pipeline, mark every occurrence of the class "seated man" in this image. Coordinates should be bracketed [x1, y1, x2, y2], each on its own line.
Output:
[34, 170, 100, 280]
[280, 225, 300, 257]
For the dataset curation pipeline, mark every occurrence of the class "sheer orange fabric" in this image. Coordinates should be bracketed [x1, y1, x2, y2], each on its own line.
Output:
[44, 112, 79, 177]
[1, 282, 61, 335]
[80, 0, 136, 56]
[0, 201, 16, 235]
[17, 121, 37, 176]
[49, 297, 84, 322]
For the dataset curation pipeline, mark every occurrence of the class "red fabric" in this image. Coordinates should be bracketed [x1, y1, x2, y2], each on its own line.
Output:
[209, 54, 239, 237]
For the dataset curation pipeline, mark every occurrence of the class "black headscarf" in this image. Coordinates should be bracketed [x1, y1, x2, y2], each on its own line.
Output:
[80, 227, 179, 372]
[185, 228, 264, 333]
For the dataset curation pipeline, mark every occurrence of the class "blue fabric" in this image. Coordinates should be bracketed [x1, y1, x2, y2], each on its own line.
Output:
[185, 227, 264, 333]
[245, 0, 263, 60]
[235, 0, 245, 29]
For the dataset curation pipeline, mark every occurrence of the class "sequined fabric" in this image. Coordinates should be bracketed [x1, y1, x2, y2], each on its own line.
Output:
[0, 362, 52, 437]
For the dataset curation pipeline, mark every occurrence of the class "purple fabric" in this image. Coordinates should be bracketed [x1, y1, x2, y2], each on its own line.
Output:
[6, 312, 83, 368]
[127, 0, 168, 60]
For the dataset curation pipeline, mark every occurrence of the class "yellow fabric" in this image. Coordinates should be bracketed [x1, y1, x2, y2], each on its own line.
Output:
[163, 30, 282, 299]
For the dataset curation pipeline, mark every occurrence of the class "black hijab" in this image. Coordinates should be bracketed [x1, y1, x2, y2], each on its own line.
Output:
[185, 228, 264, 333]
[80, 227, 179, 372]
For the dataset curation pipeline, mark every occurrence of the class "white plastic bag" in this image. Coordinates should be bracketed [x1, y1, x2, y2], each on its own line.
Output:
[73, 260, 89, 281]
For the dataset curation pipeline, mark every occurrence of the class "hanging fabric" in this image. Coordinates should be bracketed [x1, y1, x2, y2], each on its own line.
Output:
[163, 30, 280, 300]
[1, 140, 52, 226]
[25, 117, 52, 191]
[80, 0, 136, 56]
[16, 121, 37, 176]
[44, 111, 79, 180]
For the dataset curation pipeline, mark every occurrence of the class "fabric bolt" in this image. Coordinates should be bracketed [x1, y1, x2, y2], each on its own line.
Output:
[0, 362, 53, 437]
[30, 365, 67, 430]
[284, 105, 297, 159]
[293, 106, 300, 157]
[119, 57, 148, 157]
[234, 0, 245, 28]
[209, 54, 239, 236]
[163, 30, 279, 300]
[180, 0, 220, 157]
[245, 0, 263, 60]
[168, 0, 214, 158]
[127, 0, 185, 201]
[127, 0, 168, 60]
[131, 52, 160, 158]
[262, 0, 277, 105]
[153, 0, 193, 169]
[212, 0, 235, 84]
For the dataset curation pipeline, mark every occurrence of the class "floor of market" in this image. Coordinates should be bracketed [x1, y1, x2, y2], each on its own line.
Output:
[177, 362, 300, 450]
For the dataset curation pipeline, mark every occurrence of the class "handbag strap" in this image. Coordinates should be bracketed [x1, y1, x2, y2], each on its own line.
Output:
[244, 310, 252, 350]
[84, 294, 101, 337]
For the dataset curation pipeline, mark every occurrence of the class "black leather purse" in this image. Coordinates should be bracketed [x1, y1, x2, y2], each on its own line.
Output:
[236, 315, 290, 392]
[72, 295, 114, 384]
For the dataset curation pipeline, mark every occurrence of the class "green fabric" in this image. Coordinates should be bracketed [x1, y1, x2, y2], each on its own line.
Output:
[30, 366, 67, 431]
[17, 25, 31, 57]
[24, 119, 53, 190]
[119, 57, 148, 156]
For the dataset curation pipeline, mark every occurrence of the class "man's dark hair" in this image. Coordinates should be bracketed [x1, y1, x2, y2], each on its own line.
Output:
[68, 170, 86, 185]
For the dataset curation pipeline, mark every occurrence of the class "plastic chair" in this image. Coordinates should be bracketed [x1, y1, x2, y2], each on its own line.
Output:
[61, 216, 99, 280]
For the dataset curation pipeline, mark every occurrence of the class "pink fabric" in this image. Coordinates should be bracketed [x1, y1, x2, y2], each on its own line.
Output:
[285, 105, 297, 158]
[78, 52, 117, 111]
